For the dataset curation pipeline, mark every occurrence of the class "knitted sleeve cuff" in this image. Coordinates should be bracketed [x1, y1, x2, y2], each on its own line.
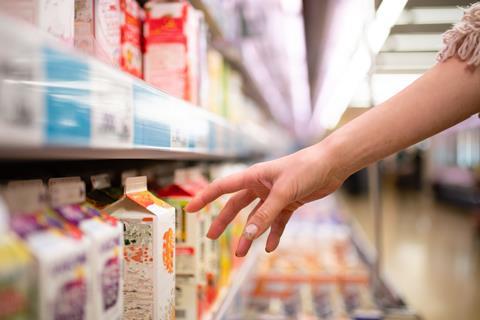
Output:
[437, 2, 480, 67]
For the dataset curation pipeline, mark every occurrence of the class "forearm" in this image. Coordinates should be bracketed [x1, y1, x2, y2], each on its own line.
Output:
[319, 57, 480, 180]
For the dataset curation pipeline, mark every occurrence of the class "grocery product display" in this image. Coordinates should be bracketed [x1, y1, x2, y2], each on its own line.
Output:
[2, 1, 478, 320]
[0, 1, 286, 160]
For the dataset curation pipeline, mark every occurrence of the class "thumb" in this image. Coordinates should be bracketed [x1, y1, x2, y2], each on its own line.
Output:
[242, 185, 290, 240]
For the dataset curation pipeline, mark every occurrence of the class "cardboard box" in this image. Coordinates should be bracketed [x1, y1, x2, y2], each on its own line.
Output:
[75, 0, 95, 54]
[6, 180, 92, 320]
[105, 176, 175, 320]
[49, 177, 124, 320]
[120, 0, 142, 78]
[95, 0, 121, 66]
[0, 0, 75, 45]
[143, 1, 200, 103]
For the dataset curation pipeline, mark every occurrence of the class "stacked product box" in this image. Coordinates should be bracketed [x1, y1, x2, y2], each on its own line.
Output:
[156, 169, 211, 320]
[104, 176, 176, 320]
[74, 0, 142, 77]
[120, 0, 143, 78]
[143, 1, 202, 104]
[4, 180, 93, 320]
[3, 178, 126, 320]
[0, 0, 75, 45]
[48, 177, 124, 320]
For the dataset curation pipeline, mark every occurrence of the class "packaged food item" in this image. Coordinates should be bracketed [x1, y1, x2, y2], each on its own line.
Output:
[120, 0, 142, 78]
[157, 180, 207, 320]
[143, 1, 199, 103]
[0, 0, 75, 45]
[87, 174, 118, 208]
[95, 0, 121, 66]
[0, 195, 36, 319]
[5, 179, 92, 320]
[75, 0, 95, 54]
[49, 177, 124, 320]
[207, 49, 224, 115]
[104, 176, 175, 320]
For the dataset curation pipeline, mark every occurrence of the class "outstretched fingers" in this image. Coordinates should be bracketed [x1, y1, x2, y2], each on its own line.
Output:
[185, 171, 249, 212]
[265, 210, 294, 252]
[207, 189, 256, 239]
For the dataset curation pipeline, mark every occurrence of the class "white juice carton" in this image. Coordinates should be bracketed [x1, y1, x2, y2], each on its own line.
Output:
[5, 179, 93, 320]
[105, 176, 176, 320]
[95, 0, 121, 66]
[49, 177, 124, 320]
[0, 0, 75, 45]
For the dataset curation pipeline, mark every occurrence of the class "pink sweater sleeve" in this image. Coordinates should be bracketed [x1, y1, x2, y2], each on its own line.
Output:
[437, 2, 480, 67]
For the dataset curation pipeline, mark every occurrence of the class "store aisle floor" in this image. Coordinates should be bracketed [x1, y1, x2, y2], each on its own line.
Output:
[338, 184, 480, 320]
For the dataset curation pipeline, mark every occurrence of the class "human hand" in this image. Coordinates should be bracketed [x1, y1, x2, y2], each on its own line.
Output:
[185, 144, 346, 256]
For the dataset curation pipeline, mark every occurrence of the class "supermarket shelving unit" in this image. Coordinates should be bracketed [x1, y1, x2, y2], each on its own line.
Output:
[0, 13, 283, 162]
[0, 6, 283, 320]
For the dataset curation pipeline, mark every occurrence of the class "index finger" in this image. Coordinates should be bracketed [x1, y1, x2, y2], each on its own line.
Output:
[185, 171, 248, 212]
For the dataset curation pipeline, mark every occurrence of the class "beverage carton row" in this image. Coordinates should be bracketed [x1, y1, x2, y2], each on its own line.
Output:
[0, 163, 249, 319]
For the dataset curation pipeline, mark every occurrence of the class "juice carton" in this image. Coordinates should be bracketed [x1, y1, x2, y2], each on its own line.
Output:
[49, 177, 124, 320]
[94, 0, 121, 67]
[0, 0, 75, 45]
[156, 182, 207, 320]
[5, 179, 92, 320]
[75, 0, 95, 54]
[143, 1, 198, 102]
[104, 176, 175, 320]
[0, 195, 36, 319]
[120, 0, 142, 78]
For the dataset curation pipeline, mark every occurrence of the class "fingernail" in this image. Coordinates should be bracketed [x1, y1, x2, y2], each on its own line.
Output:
[243, 224, 258, 240]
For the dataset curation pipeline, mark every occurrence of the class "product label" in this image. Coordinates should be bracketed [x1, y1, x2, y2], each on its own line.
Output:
[38, 0, 75, 45]
[122, 218, 155, 318]
[170, 122, 189, 149]
[90, 66, 133, 147]
[5, 180, 47, 213]
[0, 35, 43, 145]
[44, 47, 91, 145]
[48, 177, 86, 208]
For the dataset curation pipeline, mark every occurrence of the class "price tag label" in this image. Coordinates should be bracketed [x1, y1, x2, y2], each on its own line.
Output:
[91, 64, 133, 147]
[6, 180, 47, 213]
[170, 123, 188, 149]
[0, 38, 43, 145]
[48, 177, 86, 207]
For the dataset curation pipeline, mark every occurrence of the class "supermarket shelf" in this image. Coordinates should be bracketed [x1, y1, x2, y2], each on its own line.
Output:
[0, 14, 275, 161]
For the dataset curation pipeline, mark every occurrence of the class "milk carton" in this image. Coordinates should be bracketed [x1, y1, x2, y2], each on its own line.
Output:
[105, 176, 175, 320]
[143, 1, 200, 103]
[120, 0, 142, 78]
[49, 177, 124, 320]
[157, 182, 207, 320]
[5, 180, 92, 320]
[95, 0, 121, 66]
[0, 0, 75, 45]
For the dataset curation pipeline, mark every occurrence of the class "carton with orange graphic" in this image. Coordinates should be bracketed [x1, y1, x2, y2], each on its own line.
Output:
[104, 176, 175, 320]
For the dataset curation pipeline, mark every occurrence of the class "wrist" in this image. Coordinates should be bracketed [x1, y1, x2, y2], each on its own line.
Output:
[314, 133, 351, 183]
